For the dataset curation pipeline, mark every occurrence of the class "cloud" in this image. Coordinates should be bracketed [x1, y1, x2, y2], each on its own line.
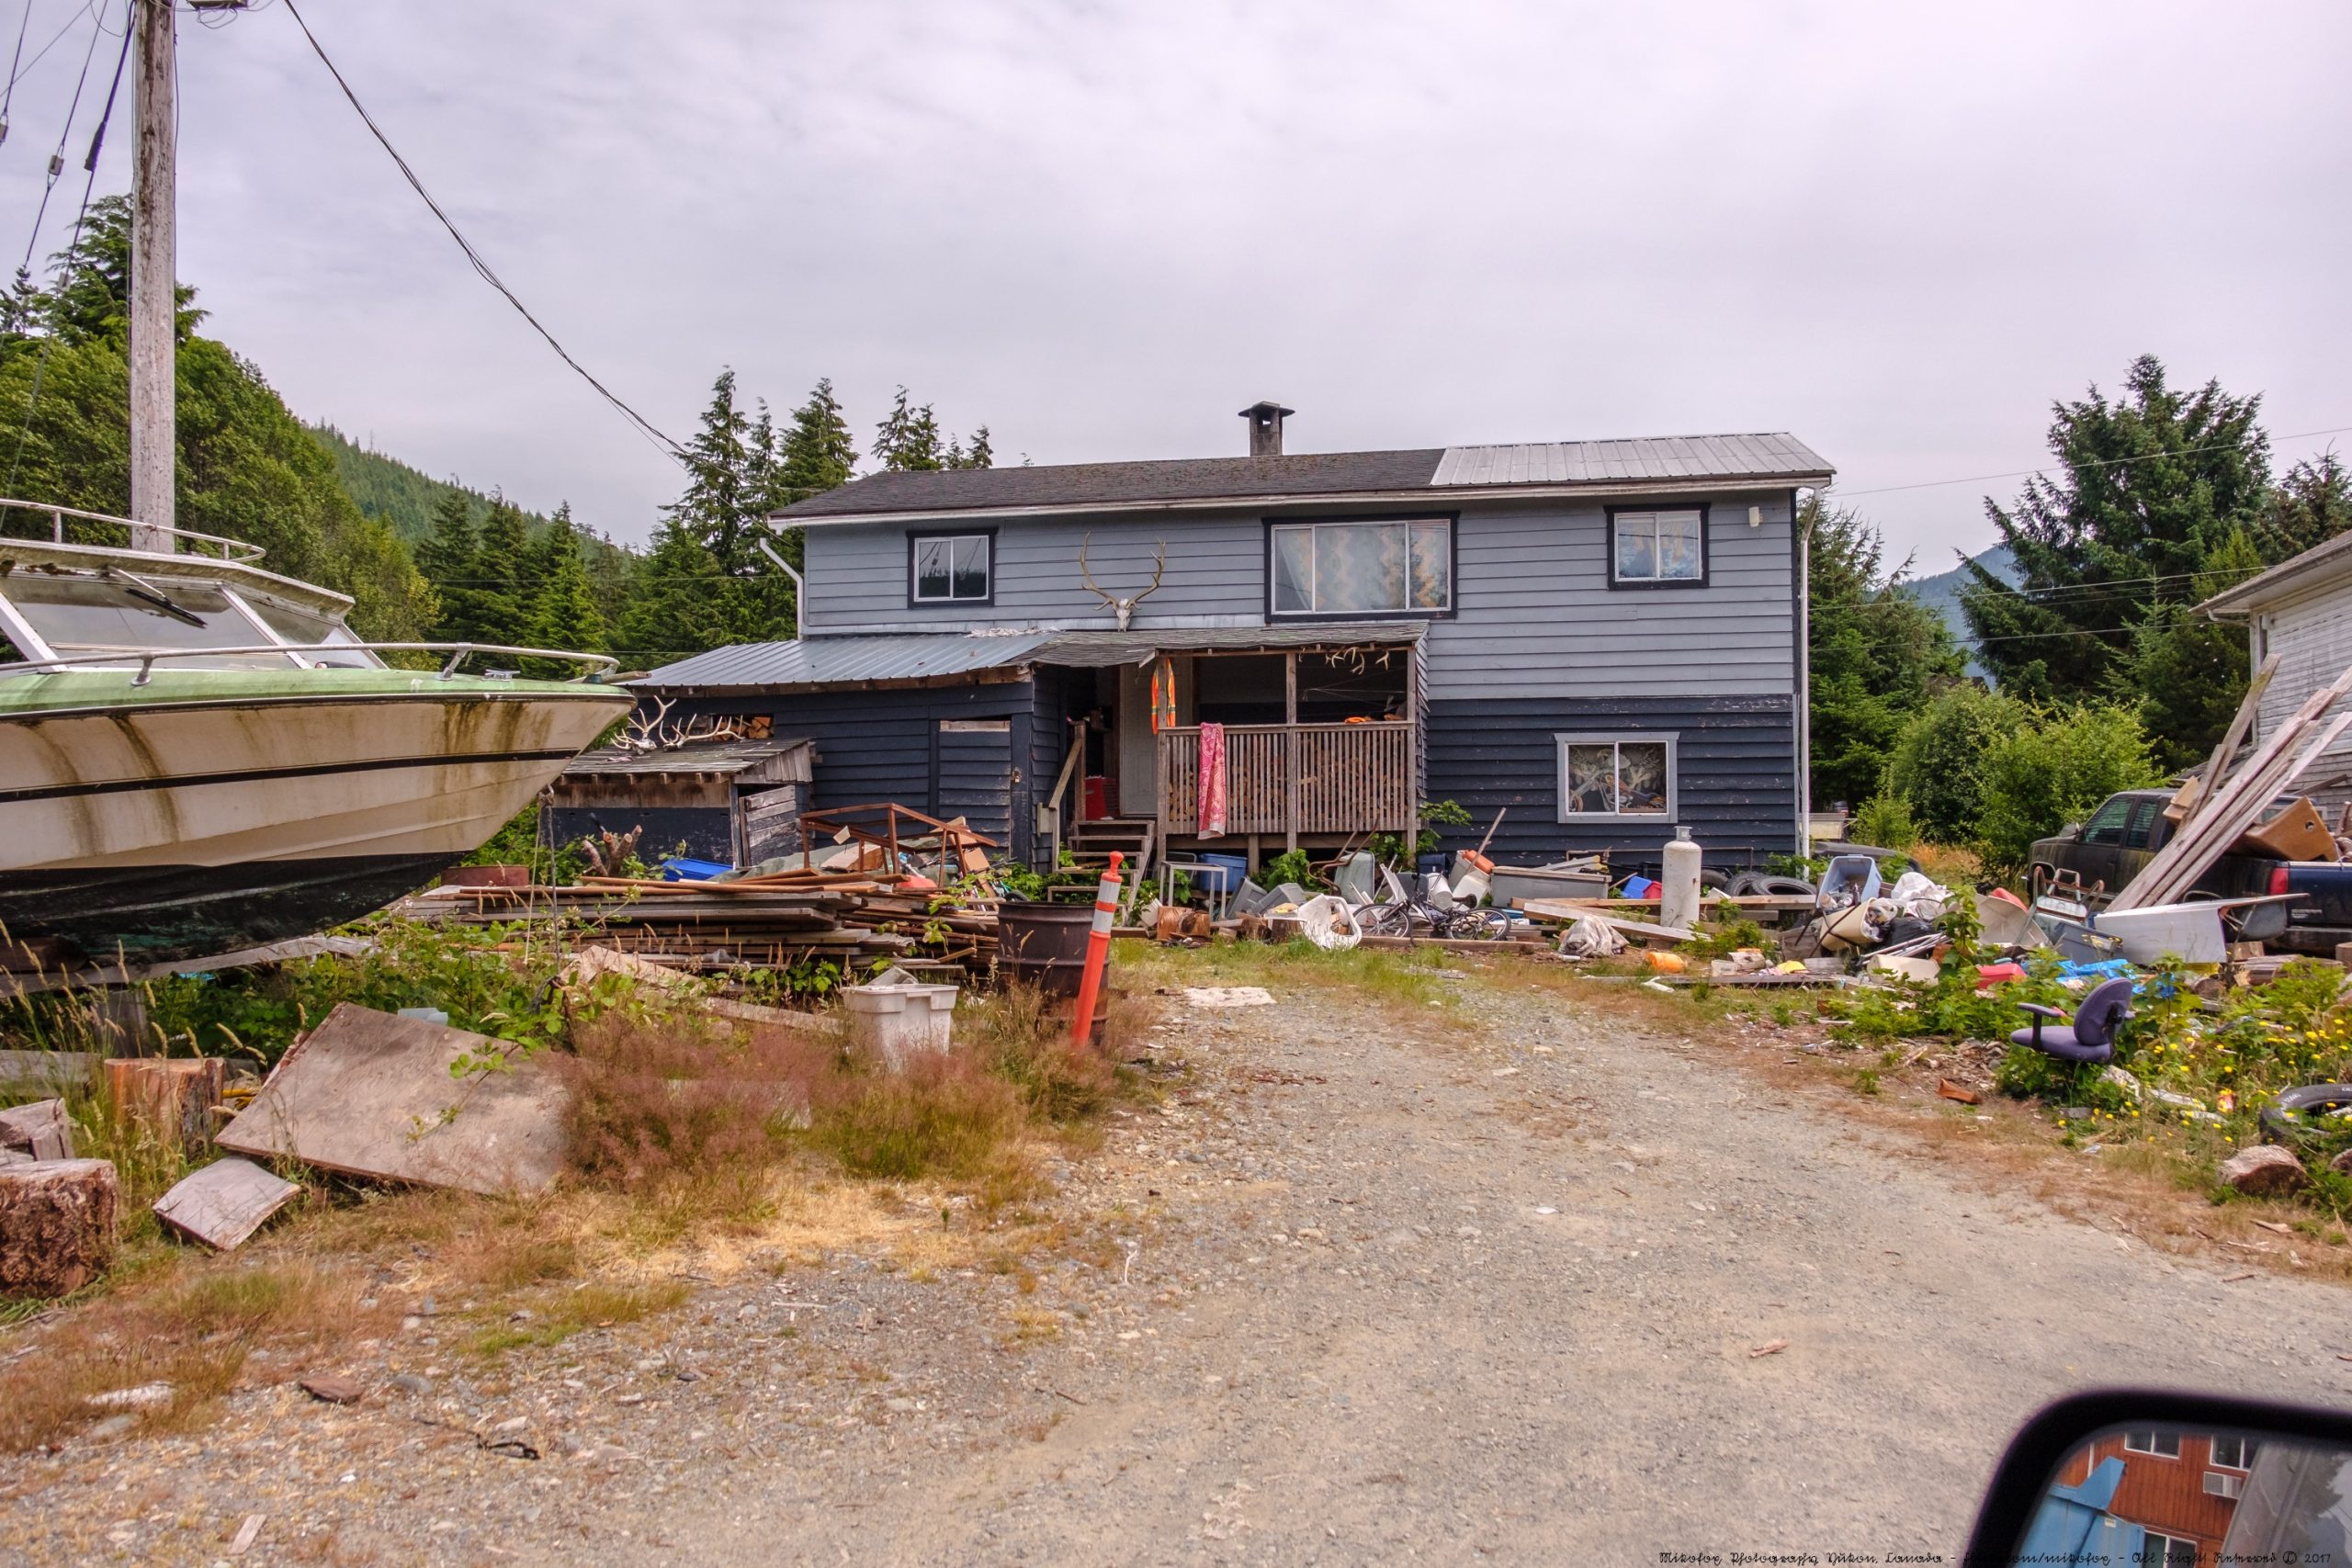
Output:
[0, 0, 2344, 561]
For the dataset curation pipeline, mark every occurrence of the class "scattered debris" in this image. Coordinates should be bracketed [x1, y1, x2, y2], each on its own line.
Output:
[842, 972, 961, 1068]
[1182, 987, 1276, 1009]
[153, 1157, 302, 1251]
[300, 1374, 366, 1405]
[0, 1157, 119, 1296]
[1747, 1338, 1790, 1359]
[218, 1005, 568, 1198]
[85, 1382, 173, 1410]
[227, 1514, 265, 1557]
[1936, 1080, 1983, 1106]
[104, 1056, 227, 1156]
[2219, 1145, 2310, 1197]
[0, 1097, 74, 1160]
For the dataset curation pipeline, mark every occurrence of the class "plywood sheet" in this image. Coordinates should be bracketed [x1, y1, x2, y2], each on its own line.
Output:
[218, 1005, 567, 1197]
[153, 1157, 301, 1250]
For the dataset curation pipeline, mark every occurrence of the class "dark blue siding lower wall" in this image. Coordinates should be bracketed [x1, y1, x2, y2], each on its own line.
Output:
[661, 682, 1041, 867]
[1424, 694, 1798, 872]
[547, 807, 733, 865]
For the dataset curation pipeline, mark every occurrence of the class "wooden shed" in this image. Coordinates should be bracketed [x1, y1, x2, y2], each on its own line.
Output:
[546, 737, 816, 868]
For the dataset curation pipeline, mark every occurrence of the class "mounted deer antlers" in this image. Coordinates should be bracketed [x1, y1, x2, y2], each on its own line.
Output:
[1078, 534, 1167, 631]
[616, 697, 752, 753]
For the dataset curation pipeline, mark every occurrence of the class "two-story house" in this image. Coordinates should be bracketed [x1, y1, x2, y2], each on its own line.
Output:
[635, 403, 1833, 875]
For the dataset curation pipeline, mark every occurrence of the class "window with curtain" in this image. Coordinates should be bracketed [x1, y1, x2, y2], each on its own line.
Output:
[1556, 734, 1677, 819]
[1270, 520, 1451, 615]
[1611, 509, 1704, 584]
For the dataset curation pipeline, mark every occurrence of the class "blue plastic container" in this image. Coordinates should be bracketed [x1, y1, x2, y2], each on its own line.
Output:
[661, 857, 731, 882]
[1196, 853, 1248, 894]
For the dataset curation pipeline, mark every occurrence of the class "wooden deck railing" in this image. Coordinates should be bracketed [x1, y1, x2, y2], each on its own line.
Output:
[1156, 721, 1414, 839]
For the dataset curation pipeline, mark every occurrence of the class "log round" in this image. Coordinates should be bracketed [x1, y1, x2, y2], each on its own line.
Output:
[0, 1158, 119, 1297]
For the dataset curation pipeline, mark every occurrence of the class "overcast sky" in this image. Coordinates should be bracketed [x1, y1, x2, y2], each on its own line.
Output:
[2, 0, 2346, 569]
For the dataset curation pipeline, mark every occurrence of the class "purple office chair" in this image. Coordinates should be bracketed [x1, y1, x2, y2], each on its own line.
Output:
[2009, 977, 2135, 1065]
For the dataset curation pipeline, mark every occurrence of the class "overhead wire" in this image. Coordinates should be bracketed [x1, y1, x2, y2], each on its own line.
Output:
[5, 0, 102, 103]
[0, 0, 34, 143]
[3, 0, 129, 498]
[11, 0, 99, 284]
[1825, 424, 2352, 501]
[276, 0, 684, 463]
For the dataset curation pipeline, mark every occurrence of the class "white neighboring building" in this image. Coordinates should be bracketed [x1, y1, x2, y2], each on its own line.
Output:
[2201, 532, 2352, 813]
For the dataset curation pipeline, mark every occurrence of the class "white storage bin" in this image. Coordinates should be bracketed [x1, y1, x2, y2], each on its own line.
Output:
[842, 982, 959, 1067]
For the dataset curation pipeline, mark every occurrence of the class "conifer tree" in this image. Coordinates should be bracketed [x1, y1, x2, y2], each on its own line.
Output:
[778, 378, 856, 503]
[472, 496, 534, 645]
[871, 386, 946, 471]
[523, 504, 606, 660]
[616, 515, 728, 664]
[413, 490, 489, 641]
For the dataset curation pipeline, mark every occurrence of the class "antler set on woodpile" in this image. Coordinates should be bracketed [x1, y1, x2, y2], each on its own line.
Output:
[1079, 534, 1167, 631]
[616, 696, 752, 753]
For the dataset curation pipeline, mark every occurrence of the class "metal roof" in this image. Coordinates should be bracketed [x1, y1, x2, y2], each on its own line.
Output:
[775, 432, 1831, 525]
[634, 631, 1053, 693]
[1429, 433, 1832, 487]
[635, 624, 1428, 692]
[559, 737, 815, 778]
[2199, 529, 2352, 616]
[1033, 623, 1424, 667]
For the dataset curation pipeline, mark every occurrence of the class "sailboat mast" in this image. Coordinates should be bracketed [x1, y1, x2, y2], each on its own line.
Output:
[128, 0, 175, 553]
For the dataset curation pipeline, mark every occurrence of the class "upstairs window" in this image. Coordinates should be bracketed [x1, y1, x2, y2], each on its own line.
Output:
[1611, 507, 1706, 586]
[910, 532, 992, 604]
[1270, 519, 1452, 617]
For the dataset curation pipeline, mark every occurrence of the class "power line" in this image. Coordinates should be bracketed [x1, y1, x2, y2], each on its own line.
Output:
[1826, 424, 2352, 502]
[2, 0, 127, 497]
[5, 1, 102, 102]
[11, 0, 99, 282]
[277, 0, 683, 463]
[0, 1, 35, 143]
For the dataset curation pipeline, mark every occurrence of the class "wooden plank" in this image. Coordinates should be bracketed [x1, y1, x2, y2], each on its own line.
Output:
[2174, 652, 2279, 824]
[1517, 898, 1696, 942]
[0, 1099, 74, 1160]
[0, 1051, 97, 1094]
[218, 1005, 567, 1197]
[153, 1157, 301, 1251]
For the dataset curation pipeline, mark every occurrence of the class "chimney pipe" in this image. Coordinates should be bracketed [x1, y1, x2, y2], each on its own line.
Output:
[1239, 400, 1295, 457]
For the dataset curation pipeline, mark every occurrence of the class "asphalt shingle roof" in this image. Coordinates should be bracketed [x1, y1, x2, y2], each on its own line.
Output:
[776, 434, 1831, 523]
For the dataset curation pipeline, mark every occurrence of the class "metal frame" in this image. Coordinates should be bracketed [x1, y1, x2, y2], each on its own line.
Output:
[0, 641, 621, 686]
[0, 498, 264, 561]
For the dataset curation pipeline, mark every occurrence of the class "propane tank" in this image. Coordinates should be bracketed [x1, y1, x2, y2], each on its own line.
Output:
[1660, 825, 1702, 932]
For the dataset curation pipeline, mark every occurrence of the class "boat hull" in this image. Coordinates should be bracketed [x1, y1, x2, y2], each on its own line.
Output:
[0, 671, 629, 959]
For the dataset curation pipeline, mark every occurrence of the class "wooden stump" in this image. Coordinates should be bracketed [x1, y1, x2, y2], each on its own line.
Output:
[0, 1159, 119, 1296]
[105, 1057, 227, 1156]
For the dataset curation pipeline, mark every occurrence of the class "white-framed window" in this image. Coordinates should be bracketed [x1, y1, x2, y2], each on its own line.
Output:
[910, 533, 992, 604]
[2141, 1530, 2197, 1567]
[1270, 518, 1452, 616]
[2207, 1435, 2251, 1471]
[2123, 1430, 2183, 1459]
[1556, 733, 1676, 820]
[1610, 508, 1705, 585]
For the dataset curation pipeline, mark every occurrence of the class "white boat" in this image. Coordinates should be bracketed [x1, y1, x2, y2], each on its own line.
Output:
[0, 502, 632, 962]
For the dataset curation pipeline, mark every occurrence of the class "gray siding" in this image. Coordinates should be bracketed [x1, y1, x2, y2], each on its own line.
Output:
[1424, 694, 1799, 866]
[1425, 491, 1795, 698]
[799, 491, 1799, 704]
[803, 513, 1266, 633]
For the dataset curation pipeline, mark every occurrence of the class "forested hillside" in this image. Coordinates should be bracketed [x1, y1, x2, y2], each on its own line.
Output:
[0, 197, 991, 670]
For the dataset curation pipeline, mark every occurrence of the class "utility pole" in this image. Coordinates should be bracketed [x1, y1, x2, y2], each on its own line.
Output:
[128, 0, 175, 553]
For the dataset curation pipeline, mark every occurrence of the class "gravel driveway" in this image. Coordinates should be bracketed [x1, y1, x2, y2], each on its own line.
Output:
[11, 958, 2351, 1565]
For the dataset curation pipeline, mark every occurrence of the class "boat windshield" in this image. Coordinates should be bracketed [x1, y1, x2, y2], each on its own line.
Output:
[0, 571, 379, 671]
[242, 594, 377, 669]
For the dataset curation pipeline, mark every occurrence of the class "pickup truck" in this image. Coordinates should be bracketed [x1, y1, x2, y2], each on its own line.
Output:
[2028, 788, 2352, 953]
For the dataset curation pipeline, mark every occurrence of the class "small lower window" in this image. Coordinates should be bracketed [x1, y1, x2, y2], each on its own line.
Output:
[2208, 1435, 2251, 1470]
[2142, 1530, 2197, 1567]
[2123, 1430, 2182, 1459]
[1557, 733, 1676, 820]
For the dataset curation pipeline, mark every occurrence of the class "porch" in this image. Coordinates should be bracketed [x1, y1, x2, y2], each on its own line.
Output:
[1156, 721, 1415, 841]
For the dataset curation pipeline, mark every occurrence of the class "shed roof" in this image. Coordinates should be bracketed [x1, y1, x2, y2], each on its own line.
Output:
[775, 434, 1831, 525]
[634, 624, 1425, 693]
[2199, 530, 2352, 616]
[559, 737, 815, 779]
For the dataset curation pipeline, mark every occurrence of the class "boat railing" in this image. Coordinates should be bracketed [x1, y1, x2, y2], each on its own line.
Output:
[0, 499, 268, 563]
[0, 641, 623, 684]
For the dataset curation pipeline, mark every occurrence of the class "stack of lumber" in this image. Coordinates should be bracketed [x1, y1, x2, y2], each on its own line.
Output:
[396, 880, 917, 970]
[842, 888, 1002, 968]
[2109, 660, 2352, 911]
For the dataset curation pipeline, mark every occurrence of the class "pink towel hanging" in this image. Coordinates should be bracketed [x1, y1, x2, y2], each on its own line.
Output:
[1196, 721, 1227, 839]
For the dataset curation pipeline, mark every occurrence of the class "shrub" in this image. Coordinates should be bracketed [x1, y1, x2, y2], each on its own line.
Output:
[1884, 685, 2028, 842]
[812, 1050, 1024, 1181]
[1973, 702, 2163, 881]
[1849, 795, 1920, 852]
[562, 1004, 833, 1184]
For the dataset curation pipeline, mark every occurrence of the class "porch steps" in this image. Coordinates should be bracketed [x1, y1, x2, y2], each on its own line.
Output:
[1067, 817, 1155, 914]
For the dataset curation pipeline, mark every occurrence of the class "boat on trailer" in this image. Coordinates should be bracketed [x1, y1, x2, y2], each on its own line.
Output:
[0, 502, 633, 964]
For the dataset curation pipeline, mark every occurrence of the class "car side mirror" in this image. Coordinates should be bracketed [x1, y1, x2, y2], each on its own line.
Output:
[1966, 1388, 2352, 1566]
[2061, 822, 2084, 839]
